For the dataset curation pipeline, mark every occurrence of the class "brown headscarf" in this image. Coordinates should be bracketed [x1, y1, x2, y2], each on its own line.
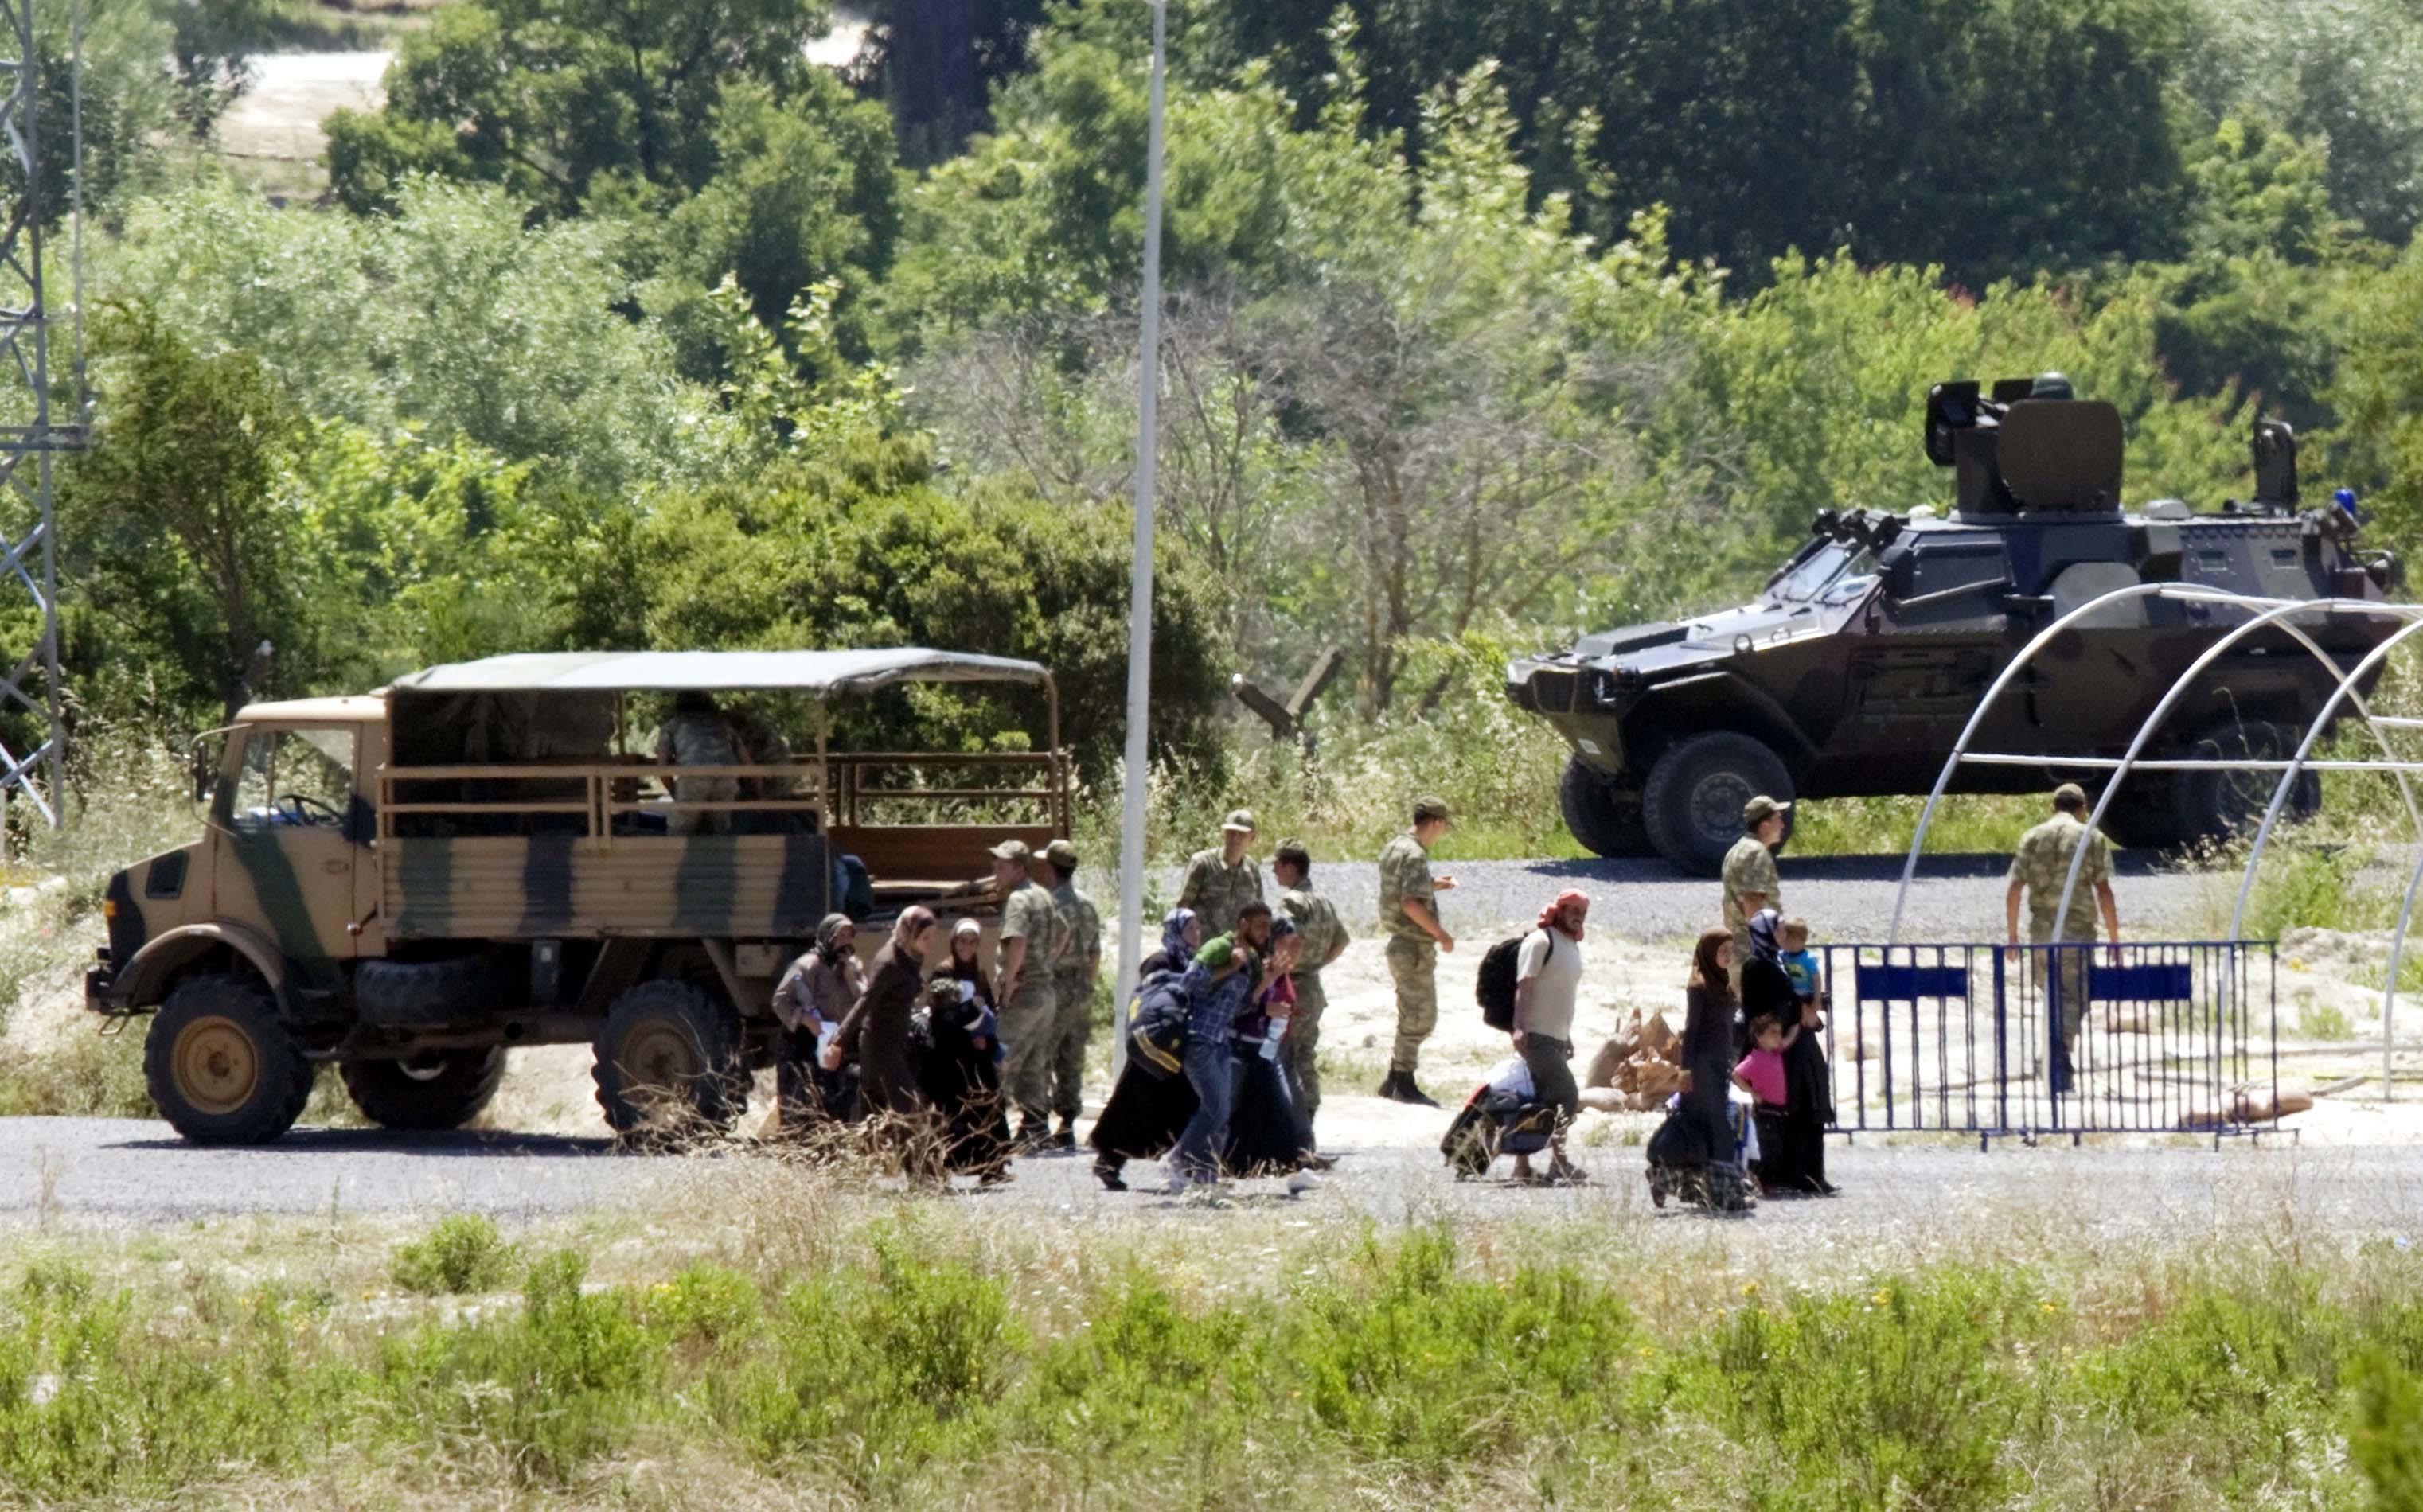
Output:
[1689, 926, 1735, 1004]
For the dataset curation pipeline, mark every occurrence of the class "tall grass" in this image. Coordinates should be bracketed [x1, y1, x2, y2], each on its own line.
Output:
[4, 1213, 2421, 1506]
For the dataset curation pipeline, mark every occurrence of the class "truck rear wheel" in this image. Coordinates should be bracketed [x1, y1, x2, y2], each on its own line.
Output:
[144, 974, 313, 1145]
[592, 980, 747, 1142]
[1642, 732, 1794, 877]
[1559, 755, 1653, 859]
[340, 1048, 507, 1131]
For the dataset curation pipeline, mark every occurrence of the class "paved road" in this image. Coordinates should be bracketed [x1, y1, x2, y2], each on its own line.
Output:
[8, 1116, 2418, 1241]
[1146, 851, 2229, 943]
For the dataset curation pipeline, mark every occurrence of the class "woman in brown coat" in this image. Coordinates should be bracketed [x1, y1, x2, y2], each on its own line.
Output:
[831, 906, 938, 1120]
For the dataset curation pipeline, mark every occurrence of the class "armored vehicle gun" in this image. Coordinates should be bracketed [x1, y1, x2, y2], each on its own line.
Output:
[1507, 377, 2403, 875]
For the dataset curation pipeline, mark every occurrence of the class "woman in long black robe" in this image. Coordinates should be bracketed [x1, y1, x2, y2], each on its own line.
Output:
[1089, 908, 1204, 1191]
[1222, 918, 1305, 1176]
[1744, 909, 1837, 1195]
[1647, 927, 1754, 1209]
[922, 918, 1012, 1182]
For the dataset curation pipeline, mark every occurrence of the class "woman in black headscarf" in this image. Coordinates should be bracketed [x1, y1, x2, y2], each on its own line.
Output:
[1088, 908, 1204, 1191]
[921, 918, 1013, 1183]
[1222, 916, 1306, 1176]
[1745, 908, 1836, 1195]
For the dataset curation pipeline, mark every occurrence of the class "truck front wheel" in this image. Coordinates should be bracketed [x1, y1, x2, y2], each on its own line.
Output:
[340, 1048, 507, 1131]
[1642, 732, 1795, 877]
[144, 974, 313, 1145]
[592, 980, 747, 1143]
[1559, 754, 1653, 859]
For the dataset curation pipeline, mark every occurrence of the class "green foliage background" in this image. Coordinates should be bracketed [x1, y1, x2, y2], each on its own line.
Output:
[20, 0, 2423, 843]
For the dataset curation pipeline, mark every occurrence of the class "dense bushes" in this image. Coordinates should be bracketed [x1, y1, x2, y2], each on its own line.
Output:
[5, 1222, 2423, 1504]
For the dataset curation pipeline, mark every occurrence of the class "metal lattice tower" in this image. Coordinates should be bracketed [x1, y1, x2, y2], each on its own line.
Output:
[0, 0, 80, 836]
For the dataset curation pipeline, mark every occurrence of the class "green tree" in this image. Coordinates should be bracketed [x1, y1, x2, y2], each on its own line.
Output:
[60, 302, 312, 720]
[324, 0, 838, 216]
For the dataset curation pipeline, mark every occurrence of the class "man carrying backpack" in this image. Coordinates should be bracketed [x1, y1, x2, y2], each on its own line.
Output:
[1510, 888, 1591, 1184]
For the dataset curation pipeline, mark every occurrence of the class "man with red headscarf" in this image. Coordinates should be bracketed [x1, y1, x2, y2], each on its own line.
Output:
[1511, 888, 1591, 1183]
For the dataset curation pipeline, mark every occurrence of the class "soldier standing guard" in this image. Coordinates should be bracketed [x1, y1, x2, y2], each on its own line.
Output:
[1040, 837, 1102, 1151]
[990, 839, 1067, 1150]
[1178, 809, 1265, 937]
[1376, 795, 1455, 1106]
[1721, 797, 1788, 996]
[1272, 839, 1348, 1154]
[2004, 782, 2120, 1094]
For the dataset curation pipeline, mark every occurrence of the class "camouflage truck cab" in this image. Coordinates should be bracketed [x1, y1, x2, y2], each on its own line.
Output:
[1508, 381, 2403, 875]
[88, 649, 1072, 1144]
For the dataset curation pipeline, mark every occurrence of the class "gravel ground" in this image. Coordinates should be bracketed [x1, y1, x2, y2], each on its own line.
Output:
[8, 1116, 2418, 1241]
[1149, 851, 2226, 944]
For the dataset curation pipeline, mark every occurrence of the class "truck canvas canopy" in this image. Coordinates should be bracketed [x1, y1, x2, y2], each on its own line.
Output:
[387, 648, 1052, 697]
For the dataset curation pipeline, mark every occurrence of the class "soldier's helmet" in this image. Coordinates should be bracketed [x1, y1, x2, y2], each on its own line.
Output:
[2029, 371, 2074, 400]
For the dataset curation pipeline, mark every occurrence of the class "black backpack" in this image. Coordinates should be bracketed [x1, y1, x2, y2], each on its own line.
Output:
[1476, 929, 1551, 1031]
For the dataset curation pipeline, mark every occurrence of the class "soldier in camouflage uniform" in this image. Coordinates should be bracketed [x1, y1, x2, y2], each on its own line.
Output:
[1721, 797, 1788, 996]
[1178, 809, 1264, 937]
[1376, 796, 1455, 1106]
[1272, 839, 1348, 1152]
[2004, 782, 2120, 1094]
[1038, 837, 1102, 1150]
[991, 838, 1068, 1148]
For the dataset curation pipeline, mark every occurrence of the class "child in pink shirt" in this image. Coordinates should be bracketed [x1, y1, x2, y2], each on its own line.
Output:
[1733, 1015, 1801, 1195]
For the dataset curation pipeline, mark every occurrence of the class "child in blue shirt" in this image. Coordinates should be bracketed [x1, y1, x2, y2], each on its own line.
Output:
[1778, 916, 1822, 1016]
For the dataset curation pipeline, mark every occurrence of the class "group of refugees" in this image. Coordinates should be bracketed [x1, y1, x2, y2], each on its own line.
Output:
[765, 835, 1102, 1184]
[1087, 809, 1356, 1194]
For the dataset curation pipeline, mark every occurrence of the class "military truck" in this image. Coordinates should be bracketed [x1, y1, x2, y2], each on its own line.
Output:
[86, 649, 1072, 1144]
[1508, 378, 2403, 875]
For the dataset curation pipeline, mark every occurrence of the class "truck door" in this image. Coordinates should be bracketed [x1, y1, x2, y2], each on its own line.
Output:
[1845, 540, 2019, 758]
[212, 724, 369, 972]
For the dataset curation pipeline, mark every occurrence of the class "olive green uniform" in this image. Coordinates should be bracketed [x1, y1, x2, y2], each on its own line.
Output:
[2008, 813, 2113, 1058]
[1720, 834, 1781, 993]
[1177, 848, 1263, 938]
[1276, 884, 1348, 1120]
[1048, 878, 1102, 1121]
[997, 879, 1067, 1125]
[1377, 834, 1440, 1075]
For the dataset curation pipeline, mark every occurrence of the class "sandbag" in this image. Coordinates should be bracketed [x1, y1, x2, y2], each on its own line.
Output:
[1578, 1086, 1626, 1115]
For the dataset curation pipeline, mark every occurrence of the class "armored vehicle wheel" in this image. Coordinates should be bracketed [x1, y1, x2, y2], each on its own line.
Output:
[2096, 789, 2194, 854]
[144, 974, 313, 1145]
[592, 980, 747, 1142]
[2176, 719, 2316, 842]
[1559, 755, 1654, 859]
[340, 1048, 507, 1131]
[1642, 732, 1794, 877]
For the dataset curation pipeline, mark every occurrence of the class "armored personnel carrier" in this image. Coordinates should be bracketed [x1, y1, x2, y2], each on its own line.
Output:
[1507, 377, 2403, 875]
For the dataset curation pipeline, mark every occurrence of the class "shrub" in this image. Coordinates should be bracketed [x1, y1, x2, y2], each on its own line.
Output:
[389, 1214, 518, 1296]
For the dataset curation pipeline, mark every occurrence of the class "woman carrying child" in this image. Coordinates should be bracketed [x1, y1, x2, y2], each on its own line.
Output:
[923, 918, 1013, 1183]
[1088, 909, 1205, 1191]
[1746, 910, 1839, 1195]
[1222, 916, 1308, 1177]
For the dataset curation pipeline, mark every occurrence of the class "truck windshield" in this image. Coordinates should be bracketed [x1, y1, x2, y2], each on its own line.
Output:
[1773, 541, 1878, 604]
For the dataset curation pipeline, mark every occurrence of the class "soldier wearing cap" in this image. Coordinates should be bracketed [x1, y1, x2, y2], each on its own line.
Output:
[1036, 836, 1102, 1149]
[1272, 838, 1349, 1148]
[1722, 797, 1789, 995]
[1375, 795, 1456, 1105]
[990, 837, 1067, 1148]
[1179, 809, 1266, 937]
[2005, 782, 2120, 1093]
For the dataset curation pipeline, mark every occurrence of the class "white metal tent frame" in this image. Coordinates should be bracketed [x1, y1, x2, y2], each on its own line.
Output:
[1887, 582, 2423, 1097]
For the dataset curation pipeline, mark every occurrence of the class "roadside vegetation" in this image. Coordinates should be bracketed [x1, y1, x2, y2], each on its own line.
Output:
[3, 1181, 2422, 1507]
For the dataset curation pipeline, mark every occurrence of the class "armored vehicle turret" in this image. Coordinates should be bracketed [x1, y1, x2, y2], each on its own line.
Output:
[1507, 378, 2403, 875]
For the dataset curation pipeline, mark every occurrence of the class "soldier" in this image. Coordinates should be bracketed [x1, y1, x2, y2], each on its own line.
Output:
[1721, 797, 1788, 995]
[1038, 837, 1102, 1150]
[1375, 795, 1455, 1106]
[1271, 839, 1348, 1152]
[2004, 782, 2120, 1094]
[989, 838, 1067, 1148]
[654, 692, 742, 835]
[1178, 809, 1264, 937]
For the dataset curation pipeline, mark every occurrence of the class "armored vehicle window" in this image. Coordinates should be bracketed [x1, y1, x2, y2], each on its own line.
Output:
[1908, 542, 2008, 597]
[1777, 541, 1877, 603]
[228, 727, 357, 829]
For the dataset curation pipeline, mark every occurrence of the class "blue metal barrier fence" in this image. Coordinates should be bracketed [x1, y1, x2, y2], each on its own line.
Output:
[1814, 941, 2281, 1144]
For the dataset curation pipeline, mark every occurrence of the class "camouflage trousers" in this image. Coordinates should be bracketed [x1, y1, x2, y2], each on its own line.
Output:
[2035, 931, 2093, 1086]
[1048, 968, 1095, 1121]
[1279, 978, 1326, 1124]
[1384, 936, 1438, 1074]
[998, 985, 1058, 1128]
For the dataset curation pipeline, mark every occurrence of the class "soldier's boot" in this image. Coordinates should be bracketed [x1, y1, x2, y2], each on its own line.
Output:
[1049, 1116, 1079, 1150]
[1375, 1071, 1440, 1109]
[1012, 1118, 1051, 1154]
